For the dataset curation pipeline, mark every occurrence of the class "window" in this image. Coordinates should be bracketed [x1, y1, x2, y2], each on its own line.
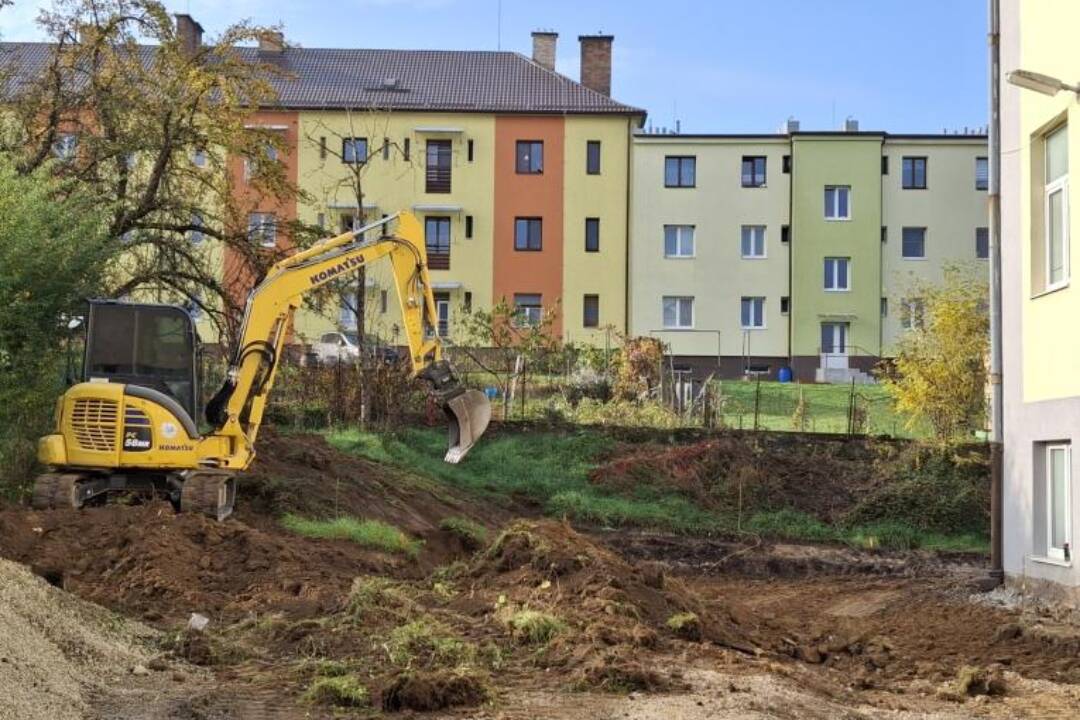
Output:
[425, 217, 451, 269]
[782, 155, 791, 173]
[662, 296, 694, 329]
[403, 137, 411, 161]
[881, 226, 888, 244]
[244, 142, 279, 181]
[516, 141, 543, 173]
[53, 133, 77, 160]
[976, 156, 989, 191]
[339, 213, 358, 233]
[1045, 443, 1072, 561]
[467, 139, 474, 162]
[663, 225, 694, 257]
[976, 227, 989, 259]
[781, 225, 790, 244]
[425, 139, 452, 193]
[741, 156, 767, 187]
[902, 156, 928, 189]
[247, 212, 276, 248]
[465, 215, 473, 239]
[383, 137, 390, 160]
[434, 292, 450, 337]
[900, 298, 925, 330]
[343, 137, 367, 164]
[339, 299, 357, 330]
[881, 297, 888, 317]
[513, 294, 543, 326]
[380, 290, 388, 314]
[583, 294, 599, 327]
[464, 291, 472, 312]
[585, 218, 600, 252]
[824, 185, 851, 220]
[587, 140, 601, 174]
[664, 156, 696, 187]
[740, 297, 765, 329]
[319, 136, 327, 160]
[316, 212, 326, 229]
[514, 217, 542, 251]
[881, 156, 889, 175]
[741, 225, 766, 258]
[1046, 125, 1069, 289]
[823, 257, 850, 291]
[192, 148, 207, 168]
[189, 213, 204, 244]
[902, 227, 926, 259]
[780, 296, 790, 314]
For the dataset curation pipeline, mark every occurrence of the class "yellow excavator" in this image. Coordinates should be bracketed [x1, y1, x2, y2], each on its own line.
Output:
[32, 212, 491, 520]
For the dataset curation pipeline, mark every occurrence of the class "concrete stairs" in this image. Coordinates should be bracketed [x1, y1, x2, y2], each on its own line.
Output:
[815, 366, 876, 385]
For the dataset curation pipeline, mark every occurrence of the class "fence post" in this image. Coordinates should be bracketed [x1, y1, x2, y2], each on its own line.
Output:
[753, 376, 762, 431]
[847, 378, 856, 436]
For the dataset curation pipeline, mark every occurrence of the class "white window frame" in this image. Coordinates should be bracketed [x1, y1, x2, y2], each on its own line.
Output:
[189, 213, 204, 244]
[248, 212, 277, 248]
[192, 148, 208, 168]
[662, 295, 694, 329]
[901, 226, 927, 260]
[53, 133, 77, 161]
[513, 294, 543, 327]
[1045, 176, 1070, 291]
[1046, 443, 1072, 561]
[435, 296, 450, 337]
[740, 225, 766, 259]
[824, 185, 851, 221]
[663, 225, 695, 258]
[823, 256, 851, 292]
[740, 296, 766, 329]
[900, 297, 925, 331]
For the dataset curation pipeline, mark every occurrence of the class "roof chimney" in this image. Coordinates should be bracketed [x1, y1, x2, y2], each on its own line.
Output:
[174, 14, 203, 56]
[258, 29, 285, 54]
[531, 31, 558, 72]
[578, 34, 613, 96]
[844, 116, 859, 132]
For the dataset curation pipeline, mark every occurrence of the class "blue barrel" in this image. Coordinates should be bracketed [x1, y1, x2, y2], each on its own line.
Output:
[484, 386, 499, 400]
[778, 367, 793, 383]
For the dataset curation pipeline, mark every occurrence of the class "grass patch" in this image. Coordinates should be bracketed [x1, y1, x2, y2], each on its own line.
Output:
[439, 516, 488, 548]
[302, 675, 370, 707]
[505, 609, 565, 645]
[665, 612, 702, 641]
[281, 514, 422, 558]
[347, 576, 415, 621]
[745, 510, 989, 553]
[388, 618, 476, 669]
[328, 427, 720, 533]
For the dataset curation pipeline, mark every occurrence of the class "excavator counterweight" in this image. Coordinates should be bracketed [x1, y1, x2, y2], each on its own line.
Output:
[33, 212, 491, 520]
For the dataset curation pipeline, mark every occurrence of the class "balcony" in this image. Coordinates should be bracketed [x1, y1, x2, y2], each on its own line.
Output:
[425, 165, 451, 194]
[428, 251, 450, 270]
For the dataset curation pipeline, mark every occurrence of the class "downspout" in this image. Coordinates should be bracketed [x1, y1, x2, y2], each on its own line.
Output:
[625, 116, 634, 339]
[987, 0, 1005, 585]
[786, 138, 795, 375]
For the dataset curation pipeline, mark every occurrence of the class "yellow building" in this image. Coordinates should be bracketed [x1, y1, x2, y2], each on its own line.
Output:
[1000, 0, 1080, 599]
[219, 28, 643, 349]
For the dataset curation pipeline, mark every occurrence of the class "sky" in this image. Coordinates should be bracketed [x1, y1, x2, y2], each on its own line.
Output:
[0, 0, 989, 134]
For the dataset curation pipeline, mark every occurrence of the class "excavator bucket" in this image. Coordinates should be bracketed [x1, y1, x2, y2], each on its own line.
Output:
[443, 389, 492, 464]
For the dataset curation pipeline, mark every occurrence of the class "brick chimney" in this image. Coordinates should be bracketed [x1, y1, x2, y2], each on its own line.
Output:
[258, 30, 285, 54]
[578, 34, 613, 96]
[531, 31, 558, 72]
[174, 14, 203, 56]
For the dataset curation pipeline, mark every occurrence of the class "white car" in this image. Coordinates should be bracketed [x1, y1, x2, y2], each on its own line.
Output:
[312, 331, 360, 365]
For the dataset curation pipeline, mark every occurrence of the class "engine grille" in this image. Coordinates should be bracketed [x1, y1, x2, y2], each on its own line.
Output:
[71, 398, 119, 452]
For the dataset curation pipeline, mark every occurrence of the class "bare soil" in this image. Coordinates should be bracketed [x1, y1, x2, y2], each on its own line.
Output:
[0, 430, 1077, 719]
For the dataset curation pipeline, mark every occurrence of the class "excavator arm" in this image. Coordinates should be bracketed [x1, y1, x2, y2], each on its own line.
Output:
[205, 211, 490, 465]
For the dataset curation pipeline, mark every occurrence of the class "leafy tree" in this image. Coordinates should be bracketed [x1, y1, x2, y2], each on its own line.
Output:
[0, 0, 294, 344]
[613, 336, 663, 401]
[0, 158, 110, 496]
[881, 266, 989, 441]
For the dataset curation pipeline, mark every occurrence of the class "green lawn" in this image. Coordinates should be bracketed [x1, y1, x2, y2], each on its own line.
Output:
[326, 426, 985, 553]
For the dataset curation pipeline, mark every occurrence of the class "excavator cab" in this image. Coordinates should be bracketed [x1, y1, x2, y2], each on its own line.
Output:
[83, 300, 200, 426]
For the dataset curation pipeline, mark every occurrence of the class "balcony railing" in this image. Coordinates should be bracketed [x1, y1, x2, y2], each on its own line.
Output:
[426, 165, 452, 194]
[428, 251, 450, 270]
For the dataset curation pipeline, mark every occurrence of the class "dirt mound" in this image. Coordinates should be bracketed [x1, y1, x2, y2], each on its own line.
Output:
[0, 557, 203, 720]
[382, 669, 490, 712]
[463, 519, 757, 689]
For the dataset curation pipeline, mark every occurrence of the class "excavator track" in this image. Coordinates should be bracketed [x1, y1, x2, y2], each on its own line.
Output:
[180, 474, 237, 522]
[30, 473, 90, 510]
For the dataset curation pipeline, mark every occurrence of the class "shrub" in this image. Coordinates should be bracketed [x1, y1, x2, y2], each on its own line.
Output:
[388, 618, 476, 669]
[505, 609, 565, 645]
[347, 577, 415, 622]
[303, 675, 370, 707]
[665, 612, 702, 641]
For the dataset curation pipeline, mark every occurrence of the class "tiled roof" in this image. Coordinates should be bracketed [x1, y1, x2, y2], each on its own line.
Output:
[0, 42, 644, 116]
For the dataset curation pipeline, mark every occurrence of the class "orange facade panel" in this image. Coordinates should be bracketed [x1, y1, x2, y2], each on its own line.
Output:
[492, 116, 565, 336]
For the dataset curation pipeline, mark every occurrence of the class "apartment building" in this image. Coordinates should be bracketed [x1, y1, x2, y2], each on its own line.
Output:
[630, 126, 987, 382]
[1000, 0, 1080, 599]
[194, 19, 644, 348]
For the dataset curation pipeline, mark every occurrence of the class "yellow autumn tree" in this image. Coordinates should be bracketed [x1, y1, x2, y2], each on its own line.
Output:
[882, 266, 989, 441]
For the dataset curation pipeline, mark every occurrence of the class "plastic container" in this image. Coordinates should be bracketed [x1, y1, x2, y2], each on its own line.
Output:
[778, 367, 793, 383]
